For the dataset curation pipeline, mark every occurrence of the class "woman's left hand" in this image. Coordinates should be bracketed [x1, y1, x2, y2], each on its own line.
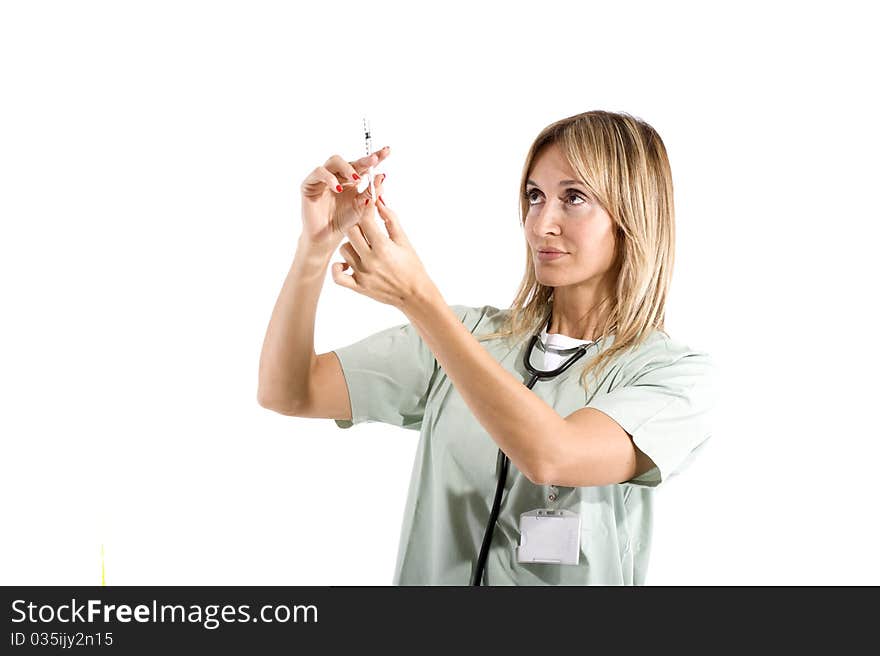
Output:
[331, 195, 436, 310]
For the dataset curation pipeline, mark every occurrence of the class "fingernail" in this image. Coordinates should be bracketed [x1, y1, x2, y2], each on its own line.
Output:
[352, 173, 360, 180]
[379, 195, 385, 205]
[364, 198, 369, 206]
[335, 184, 343, 192]
[381, 173, 386, 182]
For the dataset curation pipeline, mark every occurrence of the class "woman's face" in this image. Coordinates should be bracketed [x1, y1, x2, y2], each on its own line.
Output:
[523, 142, 619, 291]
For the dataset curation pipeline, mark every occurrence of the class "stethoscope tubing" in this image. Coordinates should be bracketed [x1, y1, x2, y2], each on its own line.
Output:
[470, 330, 592, 586]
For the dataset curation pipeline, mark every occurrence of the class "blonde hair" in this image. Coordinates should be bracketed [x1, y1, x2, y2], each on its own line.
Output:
[477, 110, 675, 390]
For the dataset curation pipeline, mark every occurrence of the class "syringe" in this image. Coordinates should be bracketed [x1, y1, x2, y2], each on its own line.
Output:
[362, 117, 375, 200]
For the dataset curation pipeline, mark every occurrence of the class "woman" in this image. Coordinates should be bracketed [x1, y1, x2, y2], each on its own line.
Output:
[258, 110, 719, 586]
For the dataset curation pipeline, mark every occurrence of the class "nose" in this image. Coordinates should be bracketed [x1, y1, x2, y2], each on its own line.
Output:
[529, 204, 563, 238]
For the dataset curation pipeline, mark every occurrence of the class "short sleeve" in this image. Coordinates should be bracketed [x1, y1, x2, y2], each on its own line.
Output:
[331, 304, 480, 431]
[586, 346, 720, 488]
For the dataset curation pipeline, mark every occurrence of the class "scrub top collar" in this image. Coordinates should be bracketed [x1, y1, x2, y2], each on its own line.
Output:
[538, 312, 596, 354]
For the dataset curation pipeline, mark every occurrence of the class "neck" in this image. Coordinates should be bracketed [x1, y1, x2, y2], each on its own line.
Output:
[547, 286, 614, 341]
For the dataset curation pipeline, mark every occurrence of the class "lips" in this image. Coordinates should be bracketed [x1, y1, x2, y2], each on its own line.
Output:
[536, 250, 568, 261]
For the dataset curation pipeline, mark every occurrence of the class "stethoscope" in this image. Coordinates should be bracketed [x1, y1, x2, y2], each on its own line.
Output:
[470, 314, 596, 586]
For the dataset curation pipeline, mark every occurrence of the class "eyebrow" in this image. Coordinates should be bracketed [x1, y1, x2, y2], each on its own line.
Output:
[526, 179, 585, 188]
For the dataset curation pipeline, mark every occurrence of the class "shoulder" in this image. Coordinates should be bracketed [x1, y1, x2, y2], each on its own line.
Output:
[447, 303, 510, 333]
[613, 329, 719, 392]
[638, 329, 715, 362]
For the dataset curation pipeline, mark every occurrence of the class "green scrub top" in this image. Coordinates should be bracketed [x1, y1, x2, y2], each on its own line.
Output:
[332, 304, 719, 585]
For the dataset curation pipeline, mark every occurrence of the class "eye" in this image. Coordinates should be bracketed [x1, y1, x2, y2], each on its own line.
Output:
[523, 188, 587, 207]
[564, 192, 586, 206]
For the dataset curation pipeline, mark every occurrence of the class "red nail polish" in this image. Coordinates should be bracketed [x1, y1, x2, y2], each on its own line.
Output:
[364, 198, 369, 206]
[379, 195, 385, 205]
[336, 184, 343, 192]
[352, 173, 360, 180]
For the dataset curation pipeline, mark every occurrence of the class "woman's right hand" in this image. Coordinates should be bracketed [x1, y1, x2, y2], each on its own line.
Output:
[299, 147, 390, 252]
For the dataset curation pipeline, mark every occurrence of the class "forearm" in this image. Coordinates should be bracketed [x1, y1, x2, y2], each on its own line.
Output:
[402, 284, 565, 484]
[257, 235, 336, 409]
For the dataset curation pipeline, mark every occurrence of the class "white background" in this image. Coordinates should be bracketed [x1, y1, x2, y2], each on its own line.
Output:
[1, 0, 877, 586]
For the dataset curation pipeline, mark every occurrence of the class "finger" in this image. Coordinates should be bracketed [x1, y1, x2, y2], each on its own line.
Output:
[357, 196, 385, 247]
[374, 144, 391, 164]
[302, 165, 350, 196]
[339, 241, 365, 271]
[359, 171, 386, 204]
[351, 145, 391, 176]
[371, 169, 388, 197]
[375, 196, 409, 245]
[331, 261, 358, 292]
[356, 169, 384, 196]
[345, 223, 371, 257]
[323, 154, 365, 187]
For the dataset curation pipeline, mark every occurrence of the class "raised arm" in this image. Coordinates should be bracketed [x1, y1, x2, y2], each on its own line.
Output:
[257, 237, 349, 416]
[257, 149, 389, 416]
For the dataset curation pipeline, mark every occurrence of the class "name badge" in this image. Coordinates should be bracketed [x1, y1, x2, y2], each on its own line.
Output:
[516, 509, 581, 565]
